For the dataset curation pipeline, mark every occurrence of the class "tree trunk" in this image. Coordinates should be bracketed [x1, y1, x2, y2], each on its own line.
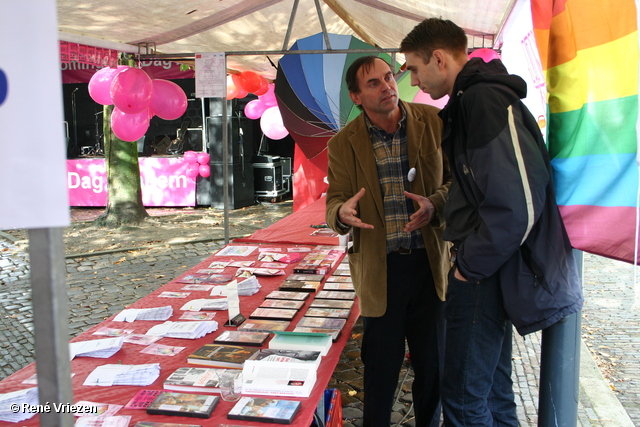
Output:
[94, 104, 149, 227]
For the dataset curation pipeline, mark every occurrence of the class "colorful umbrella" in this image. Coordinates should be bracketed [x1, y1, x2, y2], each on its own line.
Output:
[274, 33, 447, 139]
[274, 33, 436, 210]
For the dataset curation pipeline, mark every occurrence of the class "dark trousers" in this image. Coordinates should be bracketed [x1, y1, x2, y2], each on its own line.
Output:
[441, 269, 517, 426]
[361, 249, 444, 427]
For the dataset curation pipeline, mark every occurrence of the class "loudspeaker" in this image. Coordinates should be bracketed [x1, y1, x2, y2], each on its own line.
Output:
[201, 97, 259, 209]
[197, 162, 254, 209]
[206, 97, 257, 164]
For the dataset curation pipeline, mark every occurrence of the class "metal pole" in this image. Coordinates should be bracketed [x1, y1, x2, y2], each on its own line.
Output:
[282, 0, 300, 51]
[222, 56, 230, 244]
[314, 0, 332, 50]
[538, 249, 583, 426]
[140, 47, 403, 61]
[28, 228, 74, 427]
[201, 97, 208, 153]
[71, 88, 78, 153]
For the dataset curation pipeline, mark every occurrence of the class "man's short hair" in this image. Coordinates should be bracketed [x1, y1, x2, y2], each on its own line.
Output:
[345, 55, 392, 95]
[400, 18, 468, 63]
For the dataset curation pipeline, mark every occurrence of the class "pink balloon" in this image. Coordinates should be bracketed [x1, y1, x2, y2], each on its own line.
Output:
[197, 152, 210, 164]
[88, 66, 128, 105]
[183, 150, 198, 163]
[111, 107, 151, 142]
[110, 68, 153, 114]
[413, 90, 449, 109]
[258, 83, 277, 107]
[198, 164, 211, 178]
[244, 99, 267, 120]
[186, 163, 200, 179]
[260, 106, 289, 140]
[149, 79, 188, 120]
[468, 48, 501, 63]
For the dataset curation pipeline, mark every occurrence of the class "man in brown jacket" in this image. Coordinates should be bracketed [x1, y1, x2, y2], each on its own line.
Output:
[325, 55, 451, 426]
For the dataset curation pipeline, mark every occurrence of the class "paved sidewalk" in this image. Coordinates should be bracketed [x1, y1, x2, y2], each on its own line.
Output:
[1, 207, 638, 426]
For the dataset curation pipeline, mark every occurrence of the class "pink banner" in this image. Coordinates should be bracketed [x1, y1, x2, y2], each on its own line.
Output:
[69, 43, 79, 62]
[62, 60, 195, 84]
[60, 41, 69, 63]
[67, 157, 196, 207]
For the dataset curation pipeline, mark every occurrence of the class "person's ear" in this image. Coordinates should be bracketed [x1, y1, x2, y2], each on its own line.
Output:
[432, 50, 446, 69]
[350, 91, 361, 105]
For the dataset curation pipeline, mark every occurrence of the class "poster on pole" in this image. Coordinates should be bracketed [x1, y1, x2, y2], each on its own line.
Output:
[195, 52, 226, 98]
[0, 1, 70, 229]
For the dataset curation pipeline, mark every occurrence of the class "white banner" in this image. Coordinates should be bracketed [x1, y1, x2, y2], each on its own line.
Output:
[498, 0, 548, 139]
[0, 1, 69, 229]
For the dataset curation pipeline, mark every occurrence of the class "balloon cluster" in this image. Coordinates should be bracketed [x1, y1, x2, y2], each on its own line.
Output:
[226, 71, 269, 100]
[184, 151, 210, 180]
[243, 84, 289, 140]
[88, 66, 188, 142]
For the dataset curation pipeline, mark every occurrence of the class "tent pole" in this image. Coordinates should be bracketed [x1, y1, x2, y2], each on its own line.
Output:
[314, 0, 332, 50]
[28, 228, 74, 427]
[538, 249, 583, 426]
[140, 47, 402, 62]
[282, 0, 300, 51]
[223, 55, 230, 244]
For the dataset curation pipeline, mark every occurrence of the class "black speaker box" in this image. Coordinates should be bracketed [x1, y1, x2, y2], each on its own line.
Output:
[206, 97, 258, 164]
[197, 162, 255, 209]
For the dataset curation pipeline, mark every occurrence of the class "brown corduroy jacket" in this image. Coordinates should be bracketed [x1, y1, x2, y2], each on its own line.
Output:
[325, 100, 452, 317]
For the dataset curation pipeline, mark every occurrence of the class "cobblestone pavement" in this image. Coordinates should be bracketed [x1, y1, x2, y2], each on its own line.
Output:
[1, 204, 638, 426]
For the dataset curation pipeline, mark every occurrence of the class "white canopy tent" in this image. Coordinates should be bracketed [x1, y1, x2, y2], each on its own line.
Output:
[58, 0, 517, 76]
[7, 1, 585, 426]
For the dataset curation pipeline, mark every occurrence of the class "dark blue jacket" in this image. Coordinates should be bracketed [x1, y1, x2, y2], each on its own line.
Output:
[439, 58, 583, 335]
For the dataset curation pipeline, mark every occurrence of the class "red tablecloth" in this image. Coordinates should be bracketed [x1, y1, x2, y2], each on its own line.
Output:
[1, 243, 358, 426]
[236, 197, 339, 246]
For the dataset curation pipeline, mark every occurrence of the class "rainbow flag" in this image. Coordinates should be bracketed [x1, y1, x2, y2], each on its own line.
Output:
[531, 0, 639, 264]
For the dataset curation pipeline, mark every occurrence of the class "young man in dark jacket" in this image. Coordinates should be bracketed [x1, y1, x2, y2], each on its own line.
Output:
[400, 18, 583, 426]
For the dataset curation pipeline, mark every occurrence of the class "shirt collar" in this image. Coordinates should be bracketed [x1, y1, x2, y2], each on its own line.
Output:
[364, 103, 407, 134]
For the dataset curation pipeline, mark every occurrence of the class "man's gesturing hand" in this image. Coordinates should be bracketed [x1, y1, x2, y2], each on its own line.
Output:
[403, 191, 436, 233]
[338, 188, 374, 229]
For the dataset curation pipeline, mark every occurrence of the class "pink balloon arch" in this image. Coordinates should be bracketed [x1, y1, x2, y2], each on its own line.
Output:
[88, 65, 129, 106]
[88, 66, 189, 142]
[182, 150, 211, 180]
[111, 107, 151, 142]
[149, 79, 188, 120]
[110, 68, 154, 114]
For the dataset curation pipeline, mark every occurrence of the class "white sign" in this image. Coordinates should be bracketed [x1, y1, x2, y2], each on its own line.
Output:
[226, 279, 241, 320]
[195, 52, 226, 98]
[0, 1, 70, 229]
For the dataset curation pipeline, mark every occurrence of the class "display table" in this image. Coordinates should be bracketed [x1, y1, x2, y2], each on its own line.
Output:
[0, 240, 357, 426]
[237, 197, 338, 247]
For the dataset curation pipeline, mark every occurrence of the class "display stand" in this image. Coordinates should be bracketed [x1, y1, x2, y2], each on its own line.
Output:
[0, 199, 354, 426]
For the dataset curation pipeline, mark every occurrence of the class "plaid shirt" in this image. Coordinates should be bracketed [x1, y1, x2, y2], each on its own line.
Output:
[365, 107, 425, 253]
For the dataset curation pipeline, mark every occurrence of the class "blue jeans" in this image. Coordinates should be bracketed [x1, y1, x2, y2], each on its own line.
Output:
[442, 267, 517, 426]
